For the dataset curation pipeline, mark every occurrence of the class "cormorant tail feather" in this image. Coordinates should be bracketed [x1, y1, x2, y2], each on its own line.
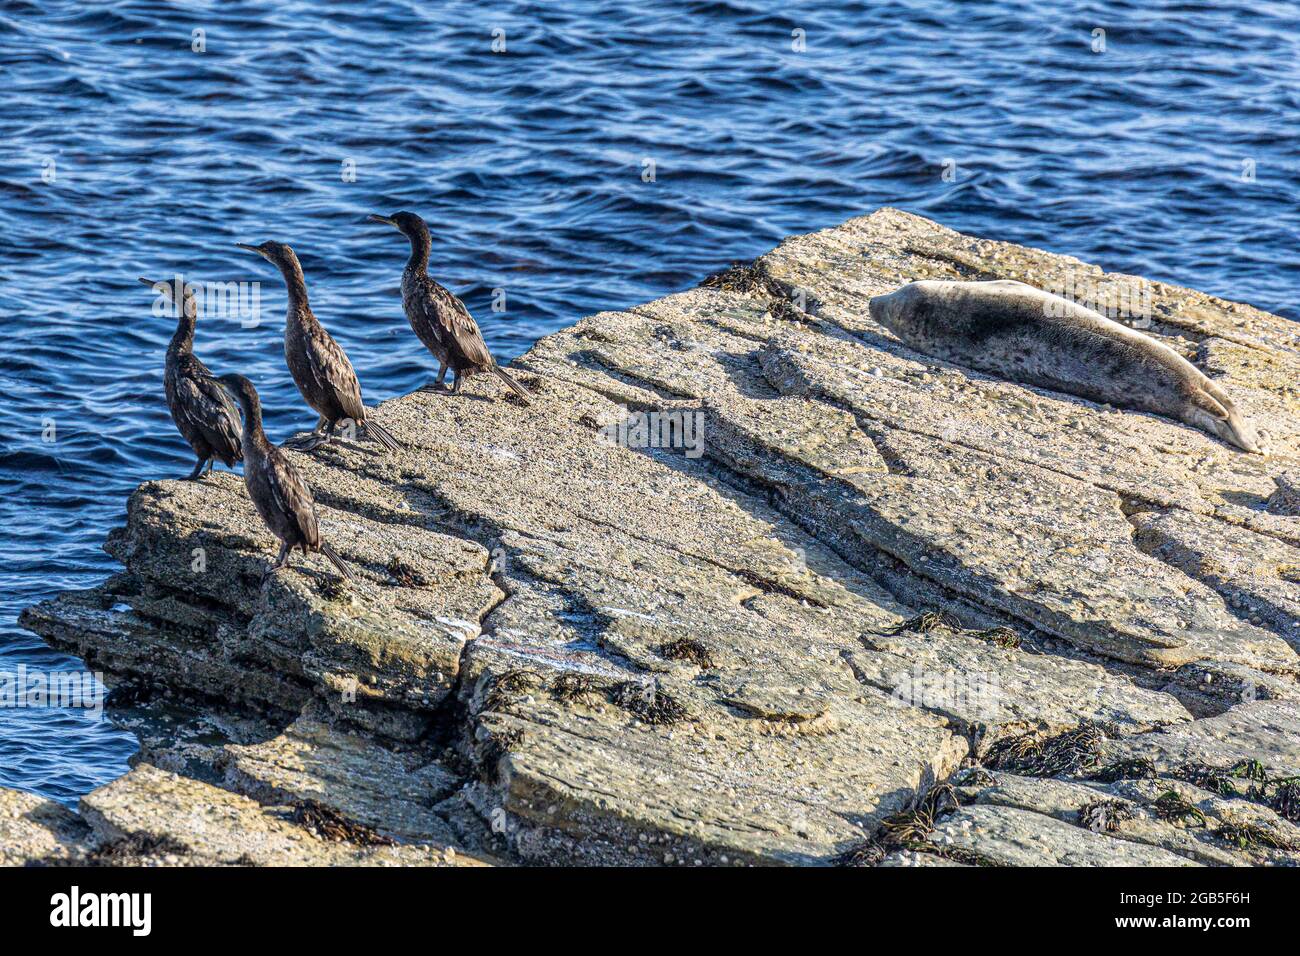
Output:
[320, 541, 354, 581]
[364, 419, 402, 452]
[491, 366, 533, 406]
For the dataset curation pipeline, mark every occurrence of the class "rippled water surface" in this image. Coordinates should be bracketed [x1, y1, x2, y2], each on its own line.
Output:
[3, 0, 1299, 805]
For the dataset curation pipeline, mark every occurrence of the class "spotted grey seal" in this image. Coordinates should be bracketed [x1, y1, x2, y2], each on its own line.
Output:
[868, 279, 1261, 453]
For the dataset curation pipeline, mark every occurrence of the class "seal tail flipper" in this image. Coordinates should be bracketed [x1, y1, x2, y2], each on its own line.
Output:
[491, 366, 533, 406]
[320, 541, 355, 581]
[1200, 377, 1238, 414]
[363, 419, 402, 452]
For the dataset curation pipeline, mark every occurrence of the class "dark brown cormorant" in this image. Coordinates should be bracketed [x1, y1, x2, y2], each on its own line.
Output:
[235, 241, 402, 452]
[215, 373, 353, 581]
[141, 277, 243, 480]
[367, 212, 532, 405]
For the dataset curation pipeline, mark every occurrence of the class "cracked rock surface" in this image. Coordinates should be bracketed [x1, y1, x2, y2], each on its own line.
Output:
[11, 208, 1300, 866]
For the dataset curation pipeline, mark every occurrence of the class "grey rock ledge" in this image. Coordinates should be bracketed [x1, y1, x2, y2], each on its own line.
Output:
[12, 208, 1300, 867]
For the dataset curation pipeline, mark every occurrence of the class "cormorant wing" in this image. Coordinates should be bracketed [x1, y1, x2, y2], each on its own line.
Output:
[302, 325, 367, 422]
[443, 291, 494, 369]
[197, 370, 242, 428]
[177, 370, 243, 460]
[190, 353, 212, 377]
[266, 447, 320, 549]
[407, 279, 453, 354]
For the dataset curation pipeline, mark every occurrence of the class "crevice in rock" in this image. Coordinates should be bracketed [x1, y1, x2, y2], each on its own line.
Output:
[696, 437, 1029, 632]
[569, 350, 702, 402]
[1125, 509, 1280, 642]
[570, 505, 830, 608]
[697, 401, 1203, 691]
[799, 377, 1208, 518]
[1213, 511, 1300, 551]
[899, 244, 1005, 282]
[840, 650, 992, 753]
[697, 316, 774, 343]
[764, 332, 1262, 521]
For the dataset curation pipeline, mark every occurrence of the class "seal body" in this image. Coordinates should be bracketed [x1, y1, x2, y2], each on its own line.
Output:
[868, 279, 1260, 453]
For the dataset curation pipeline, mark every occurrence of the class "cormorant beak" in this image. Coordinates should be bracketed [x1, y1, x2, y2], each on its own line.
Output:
[140, 277, 177, 302]
[367, 214, 397, 228]
[235, 242, 270, 261]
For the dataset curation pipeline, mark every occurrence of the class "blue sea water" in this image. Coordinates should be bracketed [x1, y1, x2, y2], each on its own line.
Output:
[2, 0, 1298, 806]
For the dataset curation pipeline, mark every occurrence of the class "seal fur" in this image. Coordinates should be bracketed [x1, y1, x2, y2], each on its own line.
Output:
[868, 279, 1261, 453]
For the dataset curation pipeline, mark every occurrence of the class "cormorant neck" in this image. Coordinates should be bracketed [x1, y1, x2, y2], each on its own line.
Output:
[404, 228, 431, 274]
[276, 258, 310, 310]
[236, 393, 269, 450]
[168, 294, 196, 354]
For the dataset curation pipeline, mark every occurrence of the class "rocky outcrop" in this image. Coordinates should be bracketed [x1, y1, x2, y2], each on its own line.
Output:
[12, 208, 1300, 866]
[1, 788, 92, 866]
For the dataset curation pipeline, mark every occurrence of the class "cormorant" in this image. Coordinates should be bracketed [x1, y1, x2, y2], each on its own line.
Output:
[235, 241, 402, 452]
[214, 373, 353, 581]
[367, 212, 532, 405]
[141, 277, 243, 480]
